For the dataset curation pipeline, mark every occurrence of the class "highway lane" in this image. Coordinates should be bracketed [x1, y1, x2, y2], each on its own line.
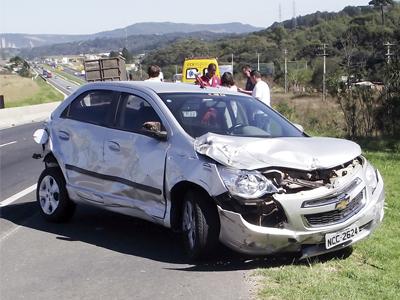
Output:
[0, 123, 253, 299]
[1, 192, 252, 300]
[33, 66, 81, 95]
[0, 122, 45, 247]
[48, 74, 80, 94]
[0, 122, 44, 200]
[62, 65, 86, 81]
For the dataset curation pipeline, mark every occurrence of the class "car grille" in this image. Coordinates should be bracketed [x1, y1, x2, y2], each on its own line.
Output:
[303, 188, 365, 227]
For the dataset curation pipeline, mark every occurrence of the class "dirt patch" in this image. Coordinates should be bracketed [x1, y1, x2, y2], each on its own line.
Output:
[0, 75, 40, 103]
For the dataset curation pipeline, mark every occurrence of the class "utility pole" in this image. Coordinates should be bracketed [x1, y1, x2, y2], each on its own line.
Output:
[124, 28, 128, 48]
[257, 52, 260, 71]
[384, 42, 395, 64]
[284, 49, 288, 94]
[319, 43, 328, 102]
[231, 53, 234, 75]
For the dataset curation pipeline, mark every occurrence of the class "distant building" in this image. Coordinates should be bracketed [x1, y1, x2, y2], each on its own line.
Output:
[85, 54, 99, 60]
[1, 38, 5, 49]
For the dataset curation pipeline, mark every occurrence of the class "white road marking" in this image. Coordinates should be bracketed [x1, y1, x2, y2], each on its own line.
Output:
[0, 141, 17, 148]
[0, 184, 37, 207]
[0, 225, 23, 242]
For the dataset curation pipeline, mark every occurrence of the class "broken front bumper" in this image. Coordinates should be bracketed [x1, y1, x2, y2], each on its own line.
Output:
[218, 172, 385, 259]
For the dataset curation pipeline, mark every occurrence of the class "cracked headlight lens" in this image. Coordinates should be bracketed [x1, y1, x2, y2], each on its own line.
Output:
[219, 167, 278, 199]
[365, 161, 378, 193]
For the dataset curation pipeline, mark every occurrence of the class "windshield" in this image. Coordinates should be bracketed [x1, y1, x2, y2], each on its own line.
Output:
[158, 92, 304, 138]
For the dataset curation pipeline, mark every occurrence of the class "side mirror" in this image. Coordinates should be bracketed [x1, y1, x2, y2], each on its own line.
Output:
[142, 122, 168, 141]
[33, 129, 49, 144]
[293, 123, 304, 132]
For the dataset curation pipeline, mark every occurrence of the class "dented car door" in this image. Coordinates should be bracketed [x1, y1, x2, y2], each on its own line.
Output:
[101, 91, 168, 219]
[54, 89, 120, 204]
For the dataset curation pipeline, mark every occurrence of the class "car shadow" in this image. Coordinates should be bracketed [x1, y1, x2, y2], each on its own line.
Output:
[1, 201, 353, 272]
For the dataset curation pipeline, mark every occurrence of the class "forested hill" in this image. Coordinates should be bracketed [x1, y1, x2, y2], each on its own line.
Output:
[19, 31, 234, 58]
[1, 22, 261, 49]
[142, 3, 400, 81]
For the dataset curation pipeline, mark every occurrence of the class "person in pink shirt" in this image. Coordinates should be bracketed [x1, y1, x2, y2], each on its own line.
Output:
[195, 63, 221, 87]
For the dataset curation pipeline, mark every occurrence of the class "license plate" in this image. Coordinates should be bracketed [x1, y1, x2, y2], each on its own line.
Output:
[325, 224, 360, 249]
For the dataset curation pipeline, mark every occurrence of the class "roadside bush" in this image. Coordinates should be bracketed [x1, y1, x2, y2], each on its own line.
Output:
[327, 75, 381, 138]
[273, 94, 346, 137]
[274, 101, 296, 121]
[376, 57, 400, 136]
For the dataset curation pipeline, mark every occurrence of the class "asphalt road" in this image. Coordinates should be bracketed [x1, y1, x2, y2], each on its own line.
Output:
[0, 123, 256, 300]
[33, 67, 81, 95]
[0, 122, 43, 200]
[62, 65, 86, 81]
[47, 74, 80, 95]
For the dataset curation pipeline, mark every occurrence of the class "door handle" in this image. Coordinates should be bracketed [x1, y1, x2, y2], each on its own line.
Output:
[58, 130, 70, 141]
[107, 141, 120, 152]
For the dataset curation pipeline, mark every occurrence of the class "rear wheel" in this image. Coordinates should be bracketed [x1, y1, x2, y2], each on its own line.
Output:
[181, 190, 220, 260]
[37, 168, 75, 222]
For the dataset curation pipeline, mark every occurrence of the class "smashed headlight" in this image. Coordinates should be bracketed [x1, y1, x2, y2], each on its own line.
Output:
[219, 167, 279, 199]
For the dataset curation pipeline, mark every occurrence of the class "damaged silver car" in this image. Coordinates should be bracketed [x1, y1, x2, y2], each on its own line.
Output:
[33, 81, 385, 259]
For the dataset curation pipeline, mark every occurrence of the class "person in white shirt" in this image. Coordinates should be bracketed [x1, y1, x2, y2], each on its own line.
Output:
[145, 65, 162, 82]
[250, 70, 271, 106]
[158, 71, 164, 82]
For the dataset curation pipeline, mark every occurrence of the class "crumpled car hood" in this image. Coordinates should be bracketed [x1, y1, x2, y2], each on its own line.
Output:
[194, 133, 361, 171]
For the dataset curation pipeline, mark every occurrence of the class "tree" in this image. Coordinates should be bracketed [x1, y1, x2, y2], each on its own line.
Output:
[109, 51, 120, 58]
[368, 0, 394, 25]
[121, 47, 133, 63]
[376, 56, 400, 136]
[288, 68, 312, 93]
[8, 56, 31, 77]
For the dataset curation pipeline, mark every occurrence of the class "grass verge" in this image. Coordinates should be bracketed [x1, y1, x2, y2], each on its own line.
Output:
[256, 139, 400, 299]
[5, 77, 64, 107]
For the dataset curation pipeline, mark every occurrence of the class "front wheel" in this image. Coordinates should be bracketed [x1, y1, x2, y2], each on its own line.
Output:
[181, 190, 220, 260]
[36, 168, 75, 222]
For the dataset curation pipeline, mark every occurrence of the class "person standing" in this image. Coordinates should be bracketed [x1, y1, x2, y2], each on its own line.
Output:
[220, 72, 237, 91]
[250, 70, 271, 106]
[145, 65, 162, 81]
[195, 63, 221, 87]
[238, 65, 255, 95]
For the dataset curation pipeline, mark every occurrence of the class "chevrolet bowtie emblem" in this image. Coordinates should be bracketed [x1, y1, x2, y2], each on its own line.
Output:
[336, 196, 351, 211]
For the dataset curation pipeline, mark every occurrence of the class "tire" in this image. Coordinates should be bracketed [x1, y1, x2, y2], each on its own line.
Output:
[36, 167, 75, 222]
[181, 190, 220, 260]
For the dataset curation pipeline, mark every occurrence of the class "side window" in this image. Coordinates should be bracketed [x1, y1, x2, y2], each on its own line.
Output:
[186, 68, 198, 80]
[65, 90, 119, 126]
[117, 93, 162, 132]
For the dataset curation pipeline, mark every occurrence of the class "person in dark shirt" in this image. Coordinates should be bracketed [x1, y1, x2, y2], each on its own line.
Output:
[238, 65, 255, 95]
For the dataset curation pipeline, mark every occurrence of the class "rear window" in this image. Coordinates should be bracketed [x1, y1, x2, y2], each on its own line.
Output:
[63, 90, 119, 126]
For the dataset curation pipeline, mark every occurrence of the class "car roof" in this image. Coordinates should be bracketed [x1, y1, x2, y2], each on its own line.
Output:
[82, 81, 245, 96]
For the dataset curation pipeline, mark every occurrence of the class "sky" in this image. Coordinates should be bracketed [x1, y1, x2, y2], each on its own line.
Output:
[1, 0, 371, 34]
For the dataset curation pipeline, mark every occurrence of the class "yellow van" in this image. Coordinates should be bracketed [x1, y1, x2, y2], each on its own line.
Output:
[182, 58, 220, 83]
